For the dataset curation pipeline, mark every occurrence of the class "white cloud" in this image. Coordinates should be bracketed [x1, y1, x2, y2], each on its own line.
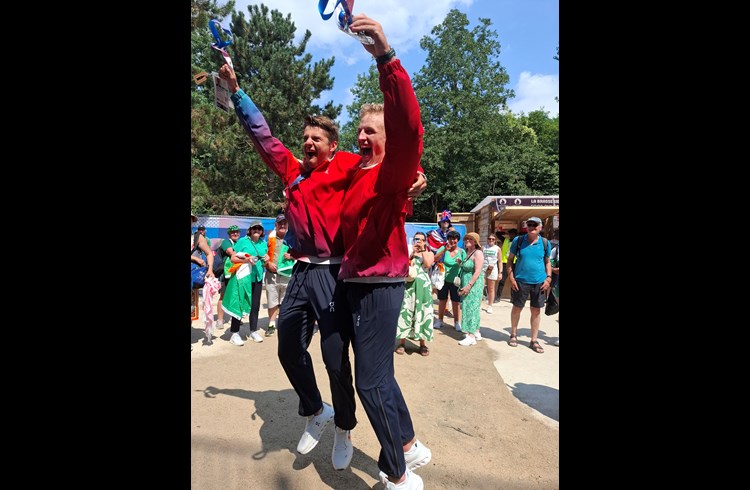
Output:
[233, 0, 473, 63]
[508, 71, 559, 117]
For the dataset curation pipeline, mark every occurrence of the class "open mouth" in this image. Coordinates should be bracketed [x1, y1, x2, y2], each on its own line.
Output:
[360, 148, 372, 158]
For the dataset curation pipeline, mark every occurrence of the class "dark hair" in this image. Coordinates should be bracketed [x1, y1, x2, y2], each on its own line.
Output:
[304, 115, 339, 144]
[413, 231, 426, 240]
[247, 226, 265, 238]
[446, 230, 461, 240]
[508, 228, 518, 235]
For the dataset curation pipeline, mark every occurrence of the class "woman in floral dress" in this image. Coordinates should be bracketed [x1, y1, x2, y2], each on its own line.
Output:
[396, 232, 435, 356]
[458, 232, 485, 346]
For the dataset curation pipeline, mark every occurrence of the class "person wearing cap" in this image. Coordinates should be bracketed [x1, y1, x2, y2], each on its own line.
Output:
[238, 221, 270, 344]
[219, 29, 428, 476]
[456, 232, 485, 346]
[221, 223, 263, 346]
[335, 15, 431, 489]
[264, 214, 296, 337]
[191, 215, 215, 282]
[197, 225, 211, 247]
[191, 214, 214, 351]
[427, 209, 452, 254]
[506, 217, 553, 354]
[215, 224, 242, 331]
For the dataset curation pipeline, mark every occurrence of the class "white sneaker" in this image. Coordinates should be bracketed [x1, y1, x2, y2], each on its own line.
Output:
[474, 331, 483, 341]
[332, 426, 353, 470]
[216, 320, 225, 330]
[379, 468, 424, 490]
[249, 331, 264, 343]
[229, 332, 245, 346]
[486, 306, 493, 314]
[297, 403, 334, 454]
[404, 439, 432, 470]
[433, 319, 442, 329]
[458, 335, 476, 346]
[455, 322, 462, 332]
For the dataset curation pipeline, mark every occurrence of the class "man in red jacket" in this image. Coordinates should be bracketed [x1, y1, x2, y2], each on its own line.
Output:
[336, 14, 431, 490]
[218, 56, 426, 473]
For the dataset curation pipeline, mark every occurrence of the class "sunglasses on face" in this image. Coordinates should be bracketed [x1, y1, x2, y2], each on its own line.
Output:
[488, 238, 495, 241]
[414, 238, 424, 241]
[229, 231, 240, 234]
[251, 227, 262, 231]
[526, 223, 538, 228]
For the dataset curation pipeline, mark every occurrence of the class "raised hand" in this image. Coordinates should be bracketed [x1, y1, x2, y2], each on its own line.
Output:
[218, 64, 239, 93]
[348, 14, 390, 58]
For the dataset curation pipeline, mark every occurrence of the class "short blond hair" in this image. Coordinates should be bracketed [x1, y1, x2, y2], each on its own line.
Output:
[359, 103, 384, 119]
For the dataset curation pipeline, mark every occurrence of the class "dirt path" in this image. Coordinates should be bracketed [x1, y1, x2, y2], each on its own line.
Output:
[191, 297, 559, 489]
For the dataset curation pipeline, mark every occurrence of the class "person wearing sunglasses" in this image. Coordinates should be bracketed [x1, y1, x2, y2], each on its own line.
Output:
[223, 221, 269, 346]
[218, 28, 428, 475]
[482, 234, 501, 314]
[506, 217, 553, 354]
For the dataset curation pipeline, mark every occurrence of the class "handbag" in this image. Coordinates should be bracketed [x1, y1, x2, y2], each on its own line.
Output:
[545, 289, 559, 316]
[191, 264, 208, 289]
[429, 263, 445, 290]
[454, 249, 476, 288]
[406, 263, 418, 282]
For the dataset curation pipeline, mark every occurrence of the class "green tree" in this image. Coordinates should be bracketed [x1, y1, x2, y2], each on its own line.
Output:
[191, 2, 341, 215]
[338, 65, 382, 153]
[412, 9, 522, 221]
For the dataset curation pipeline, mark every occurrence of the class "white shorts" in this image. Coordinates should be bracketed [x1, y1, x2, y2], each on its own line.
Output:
[484, 265, 498, 281]
[265, 274, 291, 308]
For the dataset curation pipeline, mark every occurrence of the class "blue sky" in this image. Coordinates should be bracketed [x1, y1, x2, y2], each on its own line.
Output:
[230, 0, 559, 123]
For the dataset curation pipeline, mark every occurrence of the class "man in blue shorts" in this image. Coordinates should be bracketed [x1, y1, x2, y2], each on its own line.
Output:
[505, 217, 552, 354]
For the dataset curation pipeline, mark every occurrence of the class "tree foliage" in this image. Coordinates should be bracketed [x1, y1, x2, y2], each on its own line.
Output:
[408, 9, 558, 221]
[191, 5, 559, 219]
[338, 65, 382, 153]
[191, 2, 340, 215]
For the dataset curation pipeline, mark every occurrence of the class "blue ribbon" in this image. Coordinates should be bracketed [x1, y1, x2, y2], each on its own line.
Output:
[317, 0, 373, 44]
[209, 19, 233, 49]
[318, 0, 352, 22]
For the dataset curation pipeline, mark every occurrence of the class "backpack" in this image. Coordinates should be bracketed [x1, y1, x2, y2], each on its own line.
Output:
[212, 241, 225, 276]
[514, 235, 550, 260]
[192, 235, 224, 276]
[510, 235, 549, 279]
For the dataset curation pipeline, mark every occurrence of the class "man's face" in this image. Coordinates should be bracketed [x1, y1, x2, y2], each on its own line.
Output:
[275, 220, 287, 237]
[302, 126, 337, 170]
[357, 112, 386, 166]
[439, 221, 450, 231]
[526, 221, 541, 235]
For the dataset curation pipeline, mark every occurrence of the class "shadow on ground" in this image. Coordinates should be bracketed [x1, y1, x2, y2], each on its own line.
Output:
[508, 383, 559, 421]
[199, 386, 380, 489]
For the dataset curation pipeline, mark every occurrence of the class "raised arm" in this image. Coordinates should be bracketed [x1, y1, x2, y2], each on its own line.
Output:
[219, 64, 294, 181]
[349, 15, 423, 195]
